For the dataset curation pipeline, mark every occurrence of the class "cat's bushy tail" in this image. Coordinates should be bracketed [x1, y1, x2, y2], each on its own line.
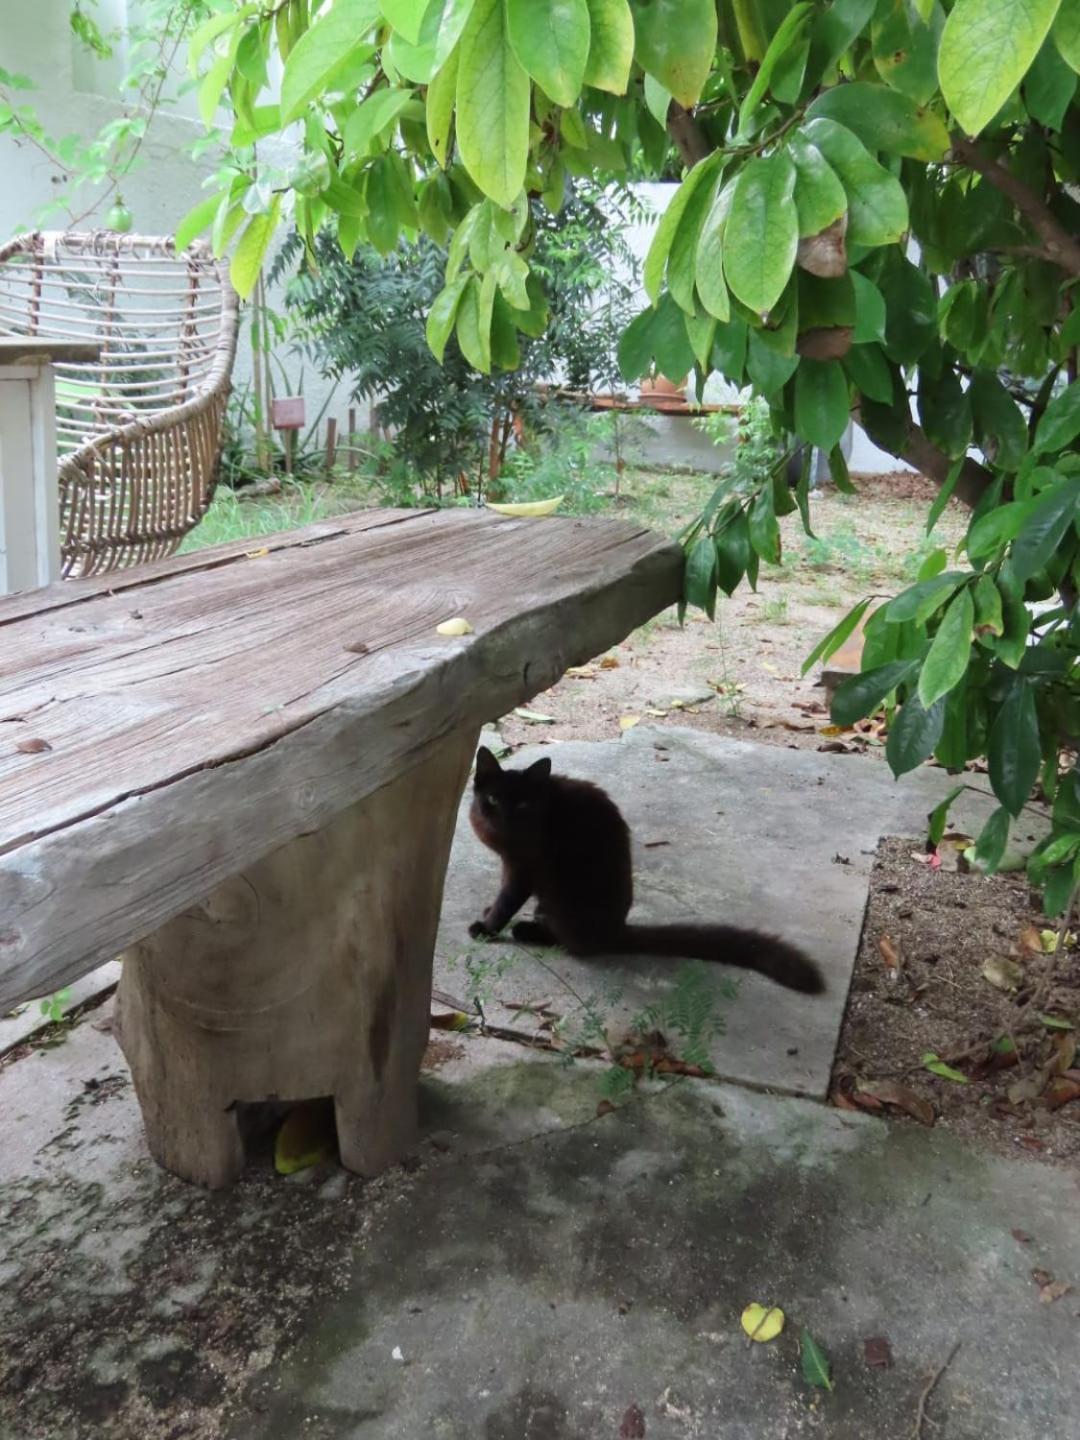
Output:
[618, 923, 825, 994]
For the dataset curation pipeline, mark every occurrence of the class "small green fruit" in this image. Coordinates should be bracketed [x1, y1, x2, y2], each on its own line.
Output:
[106, 201, 133, 234]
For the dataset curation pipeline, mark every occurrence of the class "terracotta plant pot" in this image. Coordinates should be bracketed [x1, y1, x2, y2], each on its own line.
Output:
[638, 374, 688, 409]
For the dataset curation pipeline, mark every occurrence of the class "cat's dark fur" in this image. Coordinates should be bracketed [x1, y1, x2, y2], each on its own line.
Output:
[468, 747, 825, 995]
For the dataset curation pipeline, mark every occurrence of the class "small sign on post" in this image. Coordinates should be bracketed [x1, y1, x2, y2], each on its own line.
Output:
[271, 396, 305, 474]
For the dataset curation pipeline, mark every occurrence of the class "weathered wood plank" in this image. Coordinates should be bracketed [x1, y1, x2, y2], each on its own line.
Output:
[0, 510, 682, 1009]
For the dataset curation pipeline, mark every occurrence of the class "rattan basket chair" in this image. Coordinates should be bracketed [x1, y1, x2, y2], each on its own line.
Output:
[0, 231, 239, 577]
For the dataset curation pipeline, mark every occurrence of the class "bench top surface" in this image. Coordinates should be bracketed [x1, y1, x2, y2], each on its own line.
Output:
[0, 507, 681, 1007]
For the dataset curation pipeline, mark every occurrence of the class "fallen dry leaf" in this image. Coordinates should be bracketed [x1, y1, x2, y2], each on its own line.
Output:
[1019, 925, 1044, 956]
[1011, 1229, 1033, 1244]
[863, 1336, 893, 1369]
[1040, 1281, 1072, 1304]
[1049, 1032, 1077, 1075]
[244, 547, 270, 558]
[983, 955, 1024, 992]
[1008, 1068, 1051, 1105]
[1044, 1077, 1080, 1111]
[436, 616, 474, 637]
[600, 656, 620, 669]
[857, 1078, 934, 1126]
[596, 1099, 617, 1119]
[15, 738, 52, 754]
[619, 715, 640, 731]
[818, 724, 851, 737]
[619, 1404, 646, 1439]
[878, 934, 901, 978]
[565, 665, 595, 679]
[741, 1304, 784, 1342]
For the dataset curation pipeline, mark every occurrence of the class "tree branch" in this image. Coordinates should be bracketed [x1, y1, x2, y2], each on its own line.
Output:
[853, 404, 995, 509]
[951, 135, 1080, 278]
[666, 102, 712, 167]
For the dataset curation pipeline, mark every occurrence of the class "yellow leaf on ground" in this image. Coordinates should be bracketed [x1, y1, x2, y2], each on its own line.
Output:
[600, 656, 620, 669]
[486, 495, 564, 517]
[437, 617, 474, 636]
[274, 1099, 336, 1176]
[245, 547, 270, 558]
[741, 1303, 785, 1342]
[619, 715, 640, 731]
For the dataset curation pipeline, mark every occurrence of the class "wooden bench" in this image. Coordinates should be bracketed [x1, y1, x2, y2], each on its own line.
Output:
[0, 508, 681, 1187]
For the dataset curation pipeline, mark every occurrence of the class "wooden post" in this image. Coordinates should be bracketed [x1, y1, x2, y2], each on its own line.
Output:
[348, 406, 357, 473]
[114, 726, 479, 1189]
[325, 416, 338, 472]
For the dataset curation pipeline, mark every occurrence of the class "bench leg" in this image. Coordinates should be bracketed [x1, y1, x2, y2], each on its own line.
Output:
[115, 726, 479, 1188]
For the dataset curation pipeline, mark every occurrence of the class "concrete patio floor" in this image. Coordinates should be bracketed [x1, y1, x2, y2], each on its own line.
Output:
[1, 730, 1074, 1440]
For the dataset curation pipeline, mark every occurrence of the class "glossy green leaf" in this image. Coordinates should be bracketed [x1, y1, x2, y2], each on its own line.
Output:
[668, 164, 723, 313]
[918, 367, 972, 458]
[851, 272, 886, 344]
[887, 693, 946, 776]
[230, 195, 281, 299]
[807, 0, 877, 85]
[872, 0, 942, 104]
[738, 3, 813, 134]
[788, 134, 848, 239]
[714, 508, 752, 595]
[584, 0, 634, 92]
[877, 253, 936, 364]
[1009, 478, 1080, 581]
[801, 596, 873, 676]
[1025, 34, 1077, 127]
[919, 586, 974, 707]
[643, 72, 672, 128]
[975, 806, 1011, 872]
[426, 274, 469, 362]
[749, 484, 781, 564]
[795, 359, 850, 451]
[507, 0, 590, 107]
[1055, 1, 1080, 70]
[939, 0, 1061, 137]
[801, 117, 908, 247]
[695, 183, 734, 322]
[843, 342, 894, 404]
[970, 372, 1028, 470]
[426, 47, 458, 166]
[922, 1052, 969, 1083]
[281, 0, 382, 122]
[389, 0, 478, 81]
[643, 153, 721, 303]
[990, 682, 1041, 815]
[343, 88, 415, 158]
[629, 0, 717, 107]
[175, 193, 222, 252]
[1034, 379, 1080, 452]
[832, 657, 920, 727]
[724, 153, 799, 315]
[807, 82, 950, 160]
[456, 0, 530, 206]
[617, 306, 656, 382]
[973, 573, 1005, 636]
[380, 0, 429, 44]
[800, 1330, 834, 1392]
[886, 572, 966, 623]
[651, 292, 695, 379]
[685, 534, 717, 617]
[456, 272, 493, 372]
[929, 783, 965, 846]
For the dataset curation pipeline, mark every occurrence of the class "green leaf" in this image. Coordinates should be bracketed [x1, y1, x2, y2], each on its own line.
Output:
[801, 117, 908, 247]
[926, 456, 964, 535]
[1055, 1, 1080, 70]
[390, 0, 478, 81]
[230, 195, 281, 299]
[990, 583, 1032, 669]
[1010, 478, 1080, 581]
[281, 0, 382, 123]
[380, 0, 429, 43]
[618, 306, 657, 382]
[808, 0, 878, 84]
[878, 253, 936, 364]
[802, 597, 873, 676]
[189, 5, 258, 72]
[724, 153, 799, 315]
[844, 342, 894, 404]
[795, 359, 850, 452]
[747, 329, 799, 397]
[668, 164, 723, 313]
[922, 1052, 969, 1083]
[629, 0, 717, 107]
[886, 572, 966, 623]
[887, 693, 946, 777]
[644, 154, 721, 303]
[507, 0, 589, 107]
[928, 783, 965, 846]
[970, 372, 1028, 471]
[344, 88, 415, 158]
[872, 0, 942, 104]
[175, 193, 222, 252]
[807, 82, 950, 160]
[749, 485, 781, 565]
[714, 508, 752, 595]
[974, 807, 1011, 871]
[584, 0, 634, 92]
[426, 47, 459, 167]
[426, 274, 469, 362]
[800, 1330, 834, 1392]
[939, 0, 1062, 137]
[918, 586, 974, 707]
[643, 72, 672, 128]
[456, 0, 530, 206]
[1025, 34, 1077, 127]
[989, 683, 1041, 815]
[1039, 1013, 1076, 1029]
[695, 183, 734, 322]
[455, 274, 492, 372]
[198, 51, 235, 126]
[851, 272, 886, 344]
[967, 497, 1038, 560]
[685, 534, 718, 617]
[685, 309, 716, 370]
[738, 3, 814, 135]
[788, 134, 848, 239]
[973, 573, 1005, 637]
[918, 367, 972, 458]
[1034, 379, 1080, 452]
[832, 657, 919, 727]
[652, 292, 695, 379]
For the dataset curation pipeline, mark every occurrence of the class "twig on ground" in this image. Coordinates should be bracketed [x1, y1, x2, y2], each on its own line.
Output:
[912, 1340, 961, 1439]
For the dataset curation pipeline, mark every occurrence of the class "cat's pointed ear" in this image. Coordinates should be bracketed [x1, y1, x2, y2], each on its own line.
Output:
[524, 757, 552, 781]
[475, 746, 501, 782]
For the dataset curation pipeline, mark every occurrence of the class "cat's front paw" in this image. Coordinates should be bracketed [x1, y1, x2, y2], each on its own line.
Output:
[468, 919, 493, 940]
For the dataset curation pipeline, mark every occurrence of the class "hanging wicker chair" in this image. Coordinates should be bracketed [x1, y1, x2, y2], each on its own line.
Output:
[0, 231, 239, 577]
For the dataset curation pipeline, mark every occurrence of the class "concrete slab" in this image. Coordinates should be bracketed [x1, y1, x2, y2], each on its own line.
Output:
[0, 960, 120, 1054]
[435, 726, 999, 1098]
[5, 1015, 1077, 1440]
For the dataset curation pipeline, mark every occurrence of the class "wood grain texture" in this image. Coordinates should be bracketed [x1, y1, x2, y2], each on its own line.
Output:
[0, 510, 682, 1009]
[115, 726, 478, 1187]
